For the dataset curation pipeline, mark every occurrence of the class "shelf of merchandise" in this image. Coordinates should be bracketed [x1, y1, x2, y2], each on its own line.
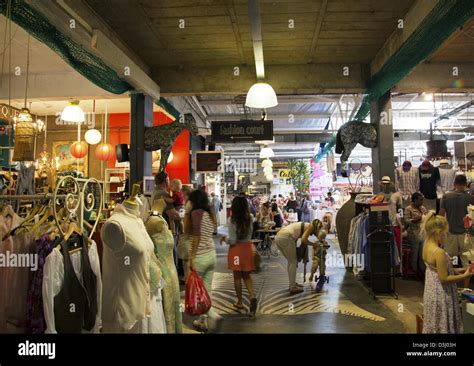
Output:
[104, 168, 128, 203]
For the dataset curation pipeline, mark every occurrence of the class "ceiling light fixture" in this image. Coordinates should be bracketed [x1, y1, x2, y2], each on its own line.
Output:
[245, 82, 278, 109]
[260, 145, 274, 159]
[61, 100, 85, 123]
[263, 166, 272, 175]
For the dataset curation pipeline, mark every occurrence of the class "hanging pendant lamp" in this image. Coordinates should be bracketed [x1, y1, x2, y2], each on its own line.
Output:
[61, 100, 85, 123]
[245, 82, 278, 109]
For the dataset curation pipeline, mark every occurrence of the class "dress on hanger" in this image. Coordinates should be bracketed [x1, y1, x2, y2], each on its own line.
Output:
[146, 213, 182, 333]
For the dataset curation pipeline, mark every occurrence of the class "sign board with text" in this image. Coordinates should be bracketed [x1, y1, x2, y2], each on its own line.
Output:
[211, 120, 273, 143]
[279, 169, 291, 179]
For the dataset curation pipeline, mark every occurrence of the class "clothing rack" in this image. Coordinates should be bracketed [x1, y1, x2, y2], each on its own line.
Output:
[354, 200, 398, 299]
[0, 176, 103, 240]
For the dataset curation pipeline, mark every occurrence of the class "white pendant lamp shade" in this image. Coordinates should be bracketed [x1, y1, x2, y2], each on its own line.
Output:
[265, 174, 274, 181]
[263, 166, 272, 175]
[260, 145, 274, 159]
[261, 158, 273, 168]
[85, 129, 102, 145]
[61, 100, 85, 123]
[245, 82, 278, 109]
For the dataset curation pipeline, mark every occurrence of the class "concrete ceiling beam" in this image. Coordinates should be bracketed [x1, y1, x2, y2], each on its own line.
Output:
[25, 0, 160, 99]
[395, 63, 474, 93]
[370, 0, 439, 76]
[155, 64, 366, 95]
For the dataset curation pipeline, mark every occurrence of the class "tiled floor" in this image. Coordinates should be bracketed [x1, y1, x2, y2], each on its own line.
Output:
[182, 231, 425, 333]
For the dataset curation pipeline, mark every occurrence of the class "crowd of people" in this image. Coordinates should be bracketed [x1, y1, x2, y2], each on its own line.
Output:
[148, 174, 333, 332]
[148, 170, 473, 334]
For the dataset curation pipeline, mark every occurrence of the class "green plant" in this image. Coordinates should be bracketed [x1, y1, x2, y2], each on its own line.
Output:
[287, 159, 310, 193]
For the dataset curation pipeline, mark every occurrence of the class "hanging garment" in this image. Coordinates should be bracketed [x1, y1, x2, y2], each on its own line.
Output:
[438, 167, 456, 195]
[42, 236, 102, 333]
[101, 204, 165, 333]
[26, 234, 57, 334]
[5, 231, 35, 333]
[395, 166, 419, 199]
[146, 214, 182, 334]
[419, 166, 441, 200]
[15, 163, 35, 195]
[0, 207, 23, 332]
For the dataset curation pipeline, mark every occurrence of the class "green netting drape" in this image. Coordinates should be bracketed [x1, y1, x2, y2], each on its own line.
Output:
[0, 0, 133, 94]
[155, 98, 181, 121]
[0, 0, 179, 119]
[315, 0, 474, 162]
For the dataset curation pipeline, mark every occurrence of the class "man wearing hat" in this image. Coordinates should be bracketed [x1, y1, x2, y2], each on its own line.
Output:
[379, 176, 403, 227]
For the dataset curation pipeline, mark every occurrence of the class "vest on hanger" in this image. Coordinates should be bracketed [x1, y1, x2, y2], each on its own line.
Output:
[53, 235, 98, 333]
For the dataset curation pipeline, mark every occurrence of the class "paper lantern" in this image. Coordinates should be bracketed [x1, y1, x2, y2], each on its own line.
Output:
[95, 143, 114, 161]
[261, 159, 273, 168]
[85, 129, 102, 145]
[70, 141, 88, 159]
[263, 166, 272, 175]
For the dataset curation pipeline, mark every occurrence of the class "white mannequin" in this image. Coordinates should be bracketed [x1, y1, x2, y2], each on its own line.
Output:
[102, 201, 140, 251]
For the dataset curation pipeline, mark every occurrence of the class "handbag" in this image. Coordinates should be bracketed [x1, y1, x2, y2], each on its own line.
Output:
[185, 270, 212, 316]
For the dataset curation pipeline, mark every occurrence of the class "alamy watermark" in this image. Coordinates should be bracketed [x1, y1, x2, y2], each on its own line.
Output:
[0, 251, 38, 271]
[54, 111, 96, 128]
[218, 157, 258, 175]
[325, 253, 365, 271]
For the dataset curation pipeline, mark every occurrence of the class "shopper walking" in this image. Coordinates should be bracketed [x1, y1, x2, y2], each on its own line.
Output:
[222, 196, 258, 317]
[210, 192, 222, 234]
[274, 219, 323, 294]
[404, 192, 427, 274]
[438, 174, 474, 267]
[285, 192, 298, 212]
[300, 194, 312, 223]
[421, 212, 471, 333]
[188, 189, 220, 332]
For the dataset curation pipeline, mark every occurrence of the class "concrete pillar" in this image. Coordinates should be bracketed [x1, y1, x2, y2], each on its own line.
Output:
[370, 90, 394, 193]
[130, 93, 153, 192]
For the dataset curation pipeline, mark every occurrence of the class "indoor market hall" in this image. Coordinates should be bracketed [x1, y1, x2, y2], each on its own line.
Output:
[0, 0, 473, 355]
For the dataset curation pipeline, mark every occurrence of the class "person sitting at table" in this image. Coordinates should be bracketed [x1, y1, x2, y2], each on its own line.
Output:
[271, 202, 283, 228]
[256, 202, 273, 229]
[274, 219, 323, 294]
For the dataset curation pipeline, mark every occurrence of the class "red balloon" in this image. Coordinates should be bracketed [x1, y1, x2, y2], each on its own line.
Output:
[95, 143, 114, 161]
[70, 141, 88, 159]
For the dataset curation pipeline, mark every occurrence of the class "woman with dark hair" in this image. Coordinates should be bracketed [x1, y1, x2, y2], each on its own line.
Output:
[271, 202, 283, 228]
[222, 196, 257, 316]
[188, 189, 219, 332]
